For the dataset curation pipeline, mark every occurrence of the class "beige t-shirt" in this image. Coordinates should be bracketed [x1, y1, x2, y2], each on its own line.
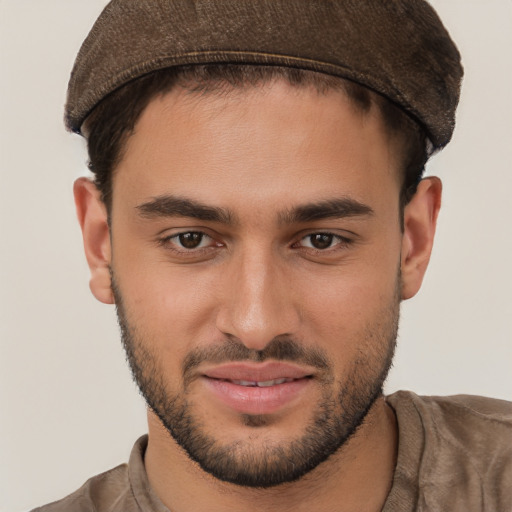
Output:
[33, 391, 512, 512]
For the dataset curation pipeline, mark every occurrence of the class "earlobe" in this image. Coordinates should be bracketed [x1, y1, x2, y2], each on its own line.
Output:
[400, 177, 442, 300]
[74, 177, 114, 304]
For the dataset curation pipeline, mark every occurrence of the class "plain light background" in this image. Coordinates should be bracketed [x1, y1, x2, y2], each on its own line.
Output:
[1, 1, 511, 511]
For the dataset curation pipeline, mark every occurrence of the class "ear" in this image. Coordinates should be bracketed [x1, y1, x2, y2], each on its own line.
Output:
[400, 177, 442, 300]
[74, 177, 114, 304]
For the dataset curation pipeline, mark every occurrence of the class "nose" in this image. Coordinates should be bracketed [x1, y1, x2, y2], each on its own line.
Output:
[215, 248, 301, 351]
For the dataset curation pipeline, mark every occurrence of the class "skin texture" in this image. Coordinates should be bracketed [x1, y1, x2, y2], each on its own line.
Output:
[74, 80, 441, 511]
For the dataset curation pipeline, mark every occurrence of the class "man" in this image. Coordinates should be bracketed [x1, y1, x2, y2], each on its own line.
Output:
[34, 1, 511, 511]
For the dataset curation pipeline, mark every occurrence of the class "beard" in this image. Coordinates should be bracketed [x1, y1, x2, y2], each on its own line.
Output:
[111, 271, 399, 488]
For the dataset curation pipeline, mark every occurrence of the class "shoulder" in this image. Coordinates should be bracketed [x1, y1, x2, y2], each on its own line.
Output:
[31, 463, 131, 512]
[387, 391, 512, 511]
[388, 390, 512, 435]
[389, 390, 512, 458]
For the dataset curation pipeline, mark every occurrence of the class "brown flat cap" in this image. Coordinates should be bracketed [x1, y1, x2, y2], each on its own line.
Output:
[66, 0, 463, 149]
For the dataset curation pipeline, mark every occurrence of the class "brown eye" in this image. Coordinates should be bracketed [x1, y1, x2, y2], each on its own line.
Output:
[308, 233, 335, 250]
[161, 230, 223, 256]
[177, 232, 206, 249]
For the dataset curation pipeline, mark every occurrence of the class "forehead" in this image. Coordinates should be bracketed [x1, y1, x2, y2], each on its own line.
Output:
[113, 79, 401, 215]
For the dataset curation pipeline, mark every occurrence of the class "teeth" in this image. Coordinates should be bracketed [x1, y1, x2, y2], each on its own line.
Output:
[258, 378, 286, 387]
[231, 378, 293, 387]
[237, 380, 257, 386]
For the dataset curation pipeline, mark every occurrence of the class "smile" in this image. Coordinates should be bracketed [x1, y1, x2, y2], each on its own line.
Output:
[199, 362, 315, 415]
[220, 378, 298, 387]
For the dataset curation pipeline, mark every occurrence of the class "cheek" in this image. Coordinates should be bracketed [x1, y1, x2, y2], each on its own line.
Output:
[303, 278, 396, 331]
[297, 249, 400, 360]
[114, 251, 223, 354]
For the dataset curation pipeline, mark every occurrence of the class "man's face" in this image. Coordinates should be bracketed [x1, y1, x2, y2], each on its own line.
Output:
[107, 80, 405, 486]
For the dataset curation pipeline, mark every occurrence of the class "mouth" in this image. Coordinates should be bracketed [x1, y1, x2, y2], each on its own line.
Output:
[219, 377, 301, 387]
[199, 362, 315, 415]
[202, 361, 314, 382]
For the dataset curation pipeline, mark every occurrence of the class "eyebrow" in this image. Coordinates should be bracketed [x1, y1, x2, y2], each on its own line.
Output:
[137, 195, 235, 224]
[278, 198, 374, 224]
[136, 195, 374, 225]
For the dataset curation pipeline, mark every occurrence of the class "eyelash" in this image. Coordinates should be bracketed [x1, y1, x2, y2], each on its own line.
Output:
[159, 232, 220, 255]
[158, 230, 353, 256]
[294, 232, 353, 252]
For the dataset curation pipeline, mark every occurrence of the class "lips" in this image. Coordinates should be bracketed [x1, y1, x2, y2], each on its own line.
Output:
[202, 361, 313, 382]
[200, 362, 314, 415]
[229, 378, 296, 387]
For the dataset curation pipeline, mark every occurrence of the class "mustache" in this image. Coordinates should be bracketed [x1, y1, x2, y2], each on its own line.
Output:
[182, 335, 330, 378]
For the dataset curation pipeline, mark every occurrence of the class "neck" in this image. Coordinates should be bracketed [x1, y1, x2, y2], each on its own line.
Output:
[145, 396, 397, 512]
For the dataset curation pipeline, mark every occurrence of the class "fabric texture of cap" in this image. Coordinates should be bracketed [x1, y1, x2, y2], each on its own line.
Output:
[65, 0, 463, 148]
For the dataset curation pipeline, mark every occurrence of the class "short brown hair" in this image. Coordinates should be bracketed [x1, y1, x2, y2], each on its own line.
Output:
[84, 64, 428, 216]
